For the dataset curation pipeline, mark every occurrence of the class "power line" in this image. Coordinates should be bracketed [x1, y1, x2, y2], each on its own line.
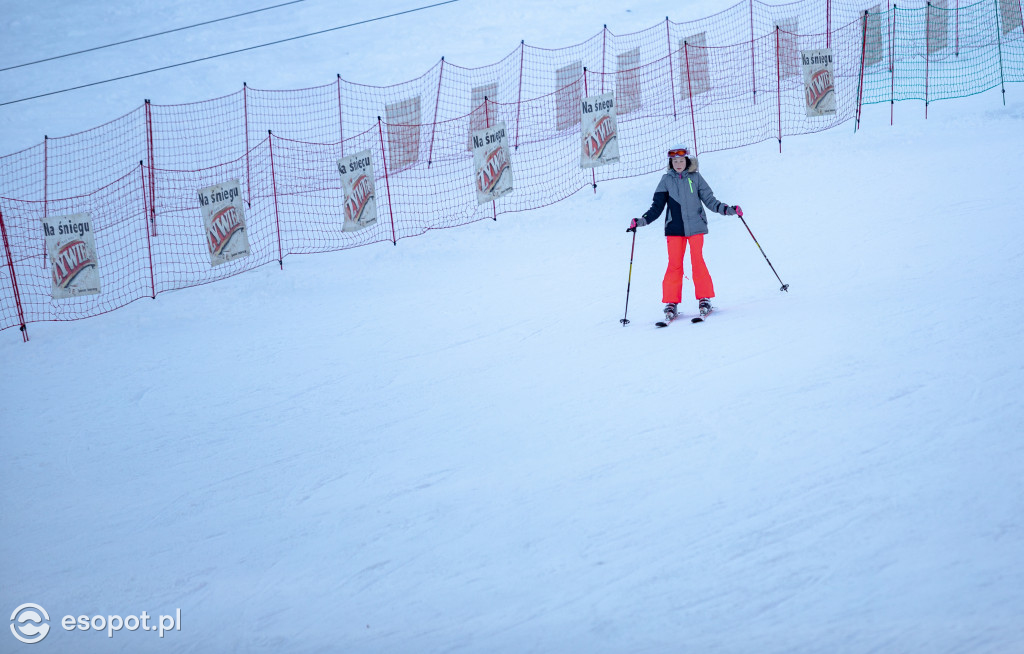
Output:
[0, 0, 312, 73]
[0, 0, 460, 108]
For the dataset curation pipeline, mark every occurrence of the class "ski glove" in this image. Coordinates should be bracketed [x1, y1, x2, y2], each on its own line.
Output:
[733, 205, 743, 217]
[626, 217, 649, 232]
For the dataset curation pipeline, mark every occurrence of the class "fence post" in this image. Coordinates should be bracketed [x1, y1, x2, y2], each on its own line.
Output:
[684, 41, 699, 154]
[244, 83, 252, 207]
[955, 0, 960, 56]
[995, 0, 1007, 105]
[583, 68, 597, 193]
[139, 162, 156, 299]
[377, 117, 398, 244]
[0, 208, 29, 342]
[889, 2, 896, 73]
[857, 11, 870, 131]
[750, 0, 757, 103]
[601, 25, 608, 95]
[484, 98, 498, 220]
[42, 135, 48, 268]
[267, 131, 284, 268]
[827, 0, 832, 48]
[775, 25, 782, 152]
[336, 74, 345, 158]
[666, 17, 678, 118]
[891, 4, 897, 125]
[514, 40, 524, 151]
[925, 3, 932, 118]
[145, 99, 157, 236]
[427, 57, 444, 167]
[43, 136, 48, 218]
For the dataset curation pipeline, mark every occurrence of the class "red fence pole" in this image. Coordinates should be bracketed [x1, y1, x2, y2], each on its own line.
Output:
[427, 57, 444, 167]
[42, 135, 48, 268]
[889, 2, 895, 73]
[336, 74, 345, 158]
[891, 4, 897, 125]
[601, 25, 608, 94]
[925, 2, 931, 119]
[244, 83, 252, 207]
[0, 209, 29, 342]
[145, 99, 157, 236]
[955, 0, 960, 56]
[484, 98, 498, 220]
[139, 162, 156, 298]
[377, 117, 398, 244]
[827, 0, 832, 48]
[684, 41, 699, 154]
[43, 136, 47, 216]
[775, 26, 782, 152]
[666, 17, 678, 118]
[857, 11, 870, 131]
[750, 0, 757, 103]
[514, 41, 524, 151]
[267, 131, 284, 268]
[584, 68, 597, 193]
[994, 0, 1007, 106]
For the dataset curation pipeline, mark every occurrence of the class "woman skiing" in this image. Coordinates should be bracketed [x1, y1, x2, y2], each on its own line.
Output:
[628, 146, 742, 322]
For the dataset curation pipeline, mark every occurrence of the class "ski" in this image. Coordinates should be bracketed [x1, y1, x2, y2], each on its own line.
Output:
[691, 307, 713, 323]
[655, 309, 679, 328]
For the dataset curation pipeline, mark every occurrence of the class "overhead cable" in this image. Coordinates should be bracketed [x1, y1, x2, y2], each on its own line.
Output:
[0, 0, 460, 107]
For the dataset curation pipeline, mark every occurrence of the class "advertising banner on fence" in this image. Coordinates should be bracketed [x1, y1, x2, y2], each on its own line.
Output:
[385, 96, 421, 170]
[776, 18, 801, 79]
[677, 32, 711, 99]
[616, 48, 642, 115]
[198, 179, 250, 267]
[472, 121, 513, 205]
[42, 213, 101, 299]
[1001, 0, 1024, 34]
[468, 82, 498, 150]
[801, 49, 836, 117]
[338, 150, 379, 232]
[865, 5, 884, 67]
[927, 0, 949, 54]
[580, 92, 620, 168]
[555, 62, 582, 132]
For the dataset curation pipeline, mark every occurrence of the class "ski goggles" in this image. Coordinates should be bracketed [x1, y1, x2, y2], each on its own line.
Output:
[667, 148, 689, 158]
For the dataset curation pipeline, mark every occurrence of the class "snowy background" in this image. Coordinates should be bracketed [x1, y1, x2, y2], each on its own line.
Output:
[2, 0, 1023, 652]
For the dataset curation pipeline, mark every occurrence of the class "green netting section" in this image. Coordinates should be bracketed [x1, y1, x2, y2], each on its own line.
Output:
[860, 0, 1024, 106]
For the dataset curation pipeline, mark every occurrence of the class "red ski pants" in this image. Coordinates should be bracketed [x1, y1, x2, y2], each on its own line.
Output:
[662, 234, 715, 303]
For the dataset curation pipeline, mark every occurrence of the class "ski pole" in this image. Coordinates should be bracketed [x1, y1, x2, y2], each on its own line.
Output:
[620, 226, 637, 325]
[738, 214, 789, 292]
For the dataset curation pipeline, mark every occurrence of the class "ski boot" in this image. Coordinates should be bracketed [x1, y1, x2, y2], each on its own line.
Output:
[698, 298, 712, 318]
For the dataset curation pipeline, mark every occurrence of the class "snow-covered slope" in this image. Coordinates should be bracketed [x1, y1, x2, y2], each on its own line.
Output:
[2, 1, 1023, 652]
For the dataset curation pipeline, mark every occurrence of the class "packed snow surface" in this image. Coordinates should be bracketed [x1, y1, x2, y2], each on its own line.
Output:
[2, 0, 1023, 652]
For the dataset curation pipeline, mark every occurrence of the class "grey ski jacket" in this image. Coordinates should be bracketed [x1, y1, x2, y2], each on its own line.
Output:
[636, 157, 737, 237]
